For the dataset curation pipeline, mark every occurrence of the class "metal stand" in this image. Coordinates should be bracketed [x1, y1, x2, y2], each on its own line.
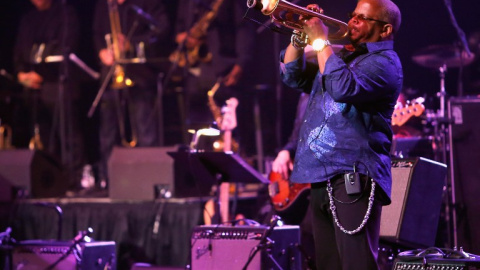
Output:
[253, 85, 267, 174]
[433, 65, 458, 249]
[242, 215, 283, 270]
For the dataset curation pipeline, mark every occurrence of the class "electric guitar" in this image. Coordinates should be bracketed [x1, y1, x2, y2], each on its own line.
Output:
[218, 97, 238, 223]
[268, 171, 310, 213]
[203, 80, 239, 225]
[392, 98, 425, 127]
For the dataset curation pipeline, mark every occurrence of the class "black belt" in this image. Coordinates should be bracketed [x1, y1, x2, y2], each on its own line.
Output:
[311, 174, 345, 189]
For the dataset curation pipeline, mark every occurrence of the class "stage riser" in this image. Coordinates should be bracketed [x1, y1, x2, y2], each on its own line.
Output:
[0, 150, 67, 199]
[108, 146, 176, 200]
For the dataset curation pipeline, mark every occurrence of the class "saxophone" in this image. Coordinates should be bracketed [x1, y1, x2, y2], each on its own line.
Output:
[169, 0, 224, 67]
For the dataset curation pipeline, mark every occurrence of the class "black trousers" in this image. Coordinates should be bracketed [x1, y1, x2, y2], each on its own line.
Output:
[310, 175, 383, 270]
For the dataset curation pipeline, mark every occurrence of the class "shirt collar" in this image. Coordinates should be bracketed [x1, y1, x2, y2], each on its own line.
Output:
[364, 40, 394, 52]
[340, 40, 394, 62]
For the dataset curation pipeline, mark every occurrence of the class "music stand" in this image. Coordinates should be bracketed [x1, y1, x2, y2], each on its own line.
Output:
[167, 151, 218, 198]
[168, 151, 269, 223]
[194, 152, 269, 185]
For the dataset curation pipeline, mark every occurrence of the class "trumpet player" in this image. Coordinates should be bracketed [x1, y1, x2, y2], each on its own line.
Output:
[280, 0, 402, 269]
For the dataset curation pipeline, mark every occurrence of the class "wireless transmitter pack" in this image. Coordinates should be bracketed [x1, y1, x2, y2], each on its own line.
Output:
[344, 172, 362, 195]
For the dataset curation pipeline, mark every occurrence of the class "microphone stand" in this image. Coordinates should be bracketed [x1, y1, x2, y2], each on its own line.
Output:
[440, 0, 470, 249]
[57, 0, 71, 173]
[242, 215, 283, 270]
[160, 38, 190, 145]
[44, 227, 93, 270]
[34, 202, 64, 240]
[161, 1, 207, 145]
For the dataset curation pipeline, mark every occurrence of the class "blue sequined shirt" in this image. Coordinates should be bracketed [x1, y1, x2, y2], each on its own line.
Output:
[280, 41, 403, 202]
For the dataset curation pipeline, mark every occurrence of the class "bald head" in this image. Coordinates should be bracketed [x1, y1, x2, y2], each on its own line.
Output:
[366, 0, 402, 34]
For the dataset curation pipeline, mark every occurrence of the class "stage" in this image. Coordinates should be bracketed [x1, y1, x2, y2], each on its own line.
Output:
[0, 191, 269, 270]
[1, 197, 206, 269]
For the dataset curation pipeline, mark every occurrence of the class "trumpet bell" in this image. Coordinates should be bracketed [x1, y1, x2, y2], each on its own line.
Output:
[247, 0, 348, 40]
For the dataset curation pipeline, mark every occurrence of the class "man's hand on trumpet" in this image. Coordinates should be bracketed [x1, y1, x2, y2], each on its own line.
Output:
[301, 4, 329, 42]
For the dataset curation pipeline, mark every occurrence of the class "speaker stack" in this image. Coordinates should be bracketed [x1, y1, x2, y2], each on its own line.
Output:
[448, 97, 480, 254]
[0, 150, 67, 199]
[191, 225, 301, 270]
[380, 157, 447, 248]
[108, 146, 177, 200]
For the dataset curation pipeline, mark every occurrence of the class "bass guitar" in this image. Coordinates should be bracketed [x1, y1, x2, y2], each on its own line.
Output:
[392, 98, 425, 127]
[268, 171, 310, 213]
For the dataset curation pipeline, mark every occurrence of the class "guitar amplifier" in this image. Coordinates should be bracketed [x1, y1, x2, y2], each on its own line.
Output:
[393, 248, 480, 270]
[191, 225, 301, 270]
[12, 240, 116, 270]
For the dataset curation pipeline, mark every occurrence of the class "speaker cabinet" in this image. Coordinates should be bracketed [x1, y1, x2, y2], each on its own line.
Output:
[191, 225, 301, 270]
[0, 150, 66, 198]
[380, 157, 447, 248]
[0, 174, 13, 202]
[108, 146, 177, 200]
[449, 97, 480, 254]
[12, 240, 116, 270]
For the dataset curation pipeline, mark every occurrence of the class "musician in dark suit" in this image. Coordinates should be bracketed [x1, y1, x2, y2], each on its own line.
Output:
[93, 0, 171, 185]
[172, 0, 256, 152]
[14, 0, 84, 184]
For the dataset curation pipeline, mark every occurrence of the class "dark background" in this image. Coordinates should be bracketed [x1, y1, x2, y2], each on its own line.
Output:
[1, 0, 480, 159]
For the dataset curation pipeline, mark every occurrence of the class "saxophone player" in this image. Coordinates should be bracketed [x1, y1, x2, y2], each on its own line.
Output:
[173, 0, 256, 153]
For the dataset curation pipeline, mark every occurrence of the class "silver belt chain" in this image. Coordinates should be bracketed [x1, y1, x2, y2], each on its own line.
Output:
[326, 179, 376, 235]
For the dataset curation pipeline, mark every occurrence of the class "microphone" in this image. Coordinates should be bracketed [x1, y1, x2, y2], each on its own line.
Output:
[259, 215, 281, 244]
[130, 5, 160, 32]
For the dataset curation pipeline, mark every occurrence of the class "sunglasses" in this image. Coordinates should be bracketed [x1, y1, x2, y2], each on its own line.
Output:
[348, 12, 389, 25]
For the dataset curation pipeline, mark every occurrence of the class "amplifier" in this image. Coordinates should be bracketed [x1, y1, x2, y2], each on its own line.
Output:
[12, 240, 116, 270]
[393, 248, 480, 270]
[191, 225, 301, 270]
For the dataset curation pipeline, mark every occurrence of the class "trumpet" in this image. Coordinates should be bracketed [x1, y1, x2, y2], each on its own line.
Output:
[247, 0, 348, 40]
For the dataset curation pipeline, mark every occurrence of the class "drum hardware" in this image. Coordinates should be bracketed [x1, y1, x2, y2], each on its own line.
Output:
[412, 42, 475, 250]
[412, 44, 475, 70]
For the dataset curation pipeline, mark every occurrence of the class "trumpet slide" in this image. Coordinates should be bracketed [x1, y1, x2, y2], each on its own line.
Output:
[247, 0, 348, 40]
